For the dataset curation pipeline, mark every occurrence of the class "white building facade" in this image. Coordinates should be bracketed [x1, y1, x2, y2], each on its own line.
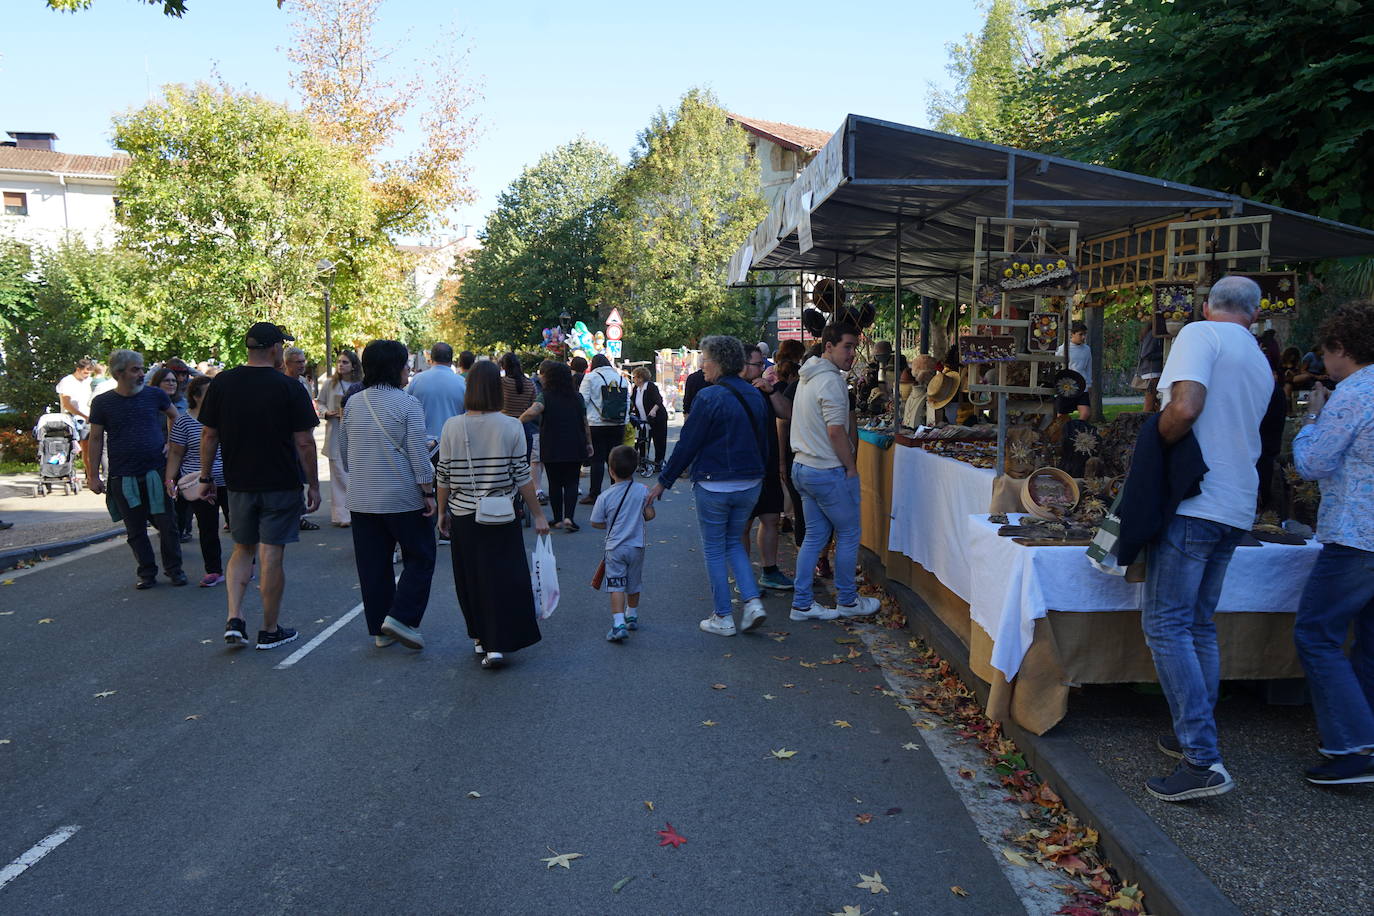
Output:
[0, 132, 128, 249]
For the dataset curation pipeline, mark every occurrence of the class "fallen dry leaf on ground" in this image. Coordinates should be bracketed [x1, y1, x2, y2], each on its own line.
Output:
[1003, 848, 1030, 867]
[830, 906, 868, 916]
[700, 720, 717, 727]
[951, 885, 969, 897]
[855, 813, 873, 825]
[762, 694, 777, 700]
[711, 683, 727, 690]
[38, 618, 54, 624]
[770, 748, 798, 760]
[0, 739, 11, 745]
[643, 801, 653, 811]
[541, 850, 583, 869]
[800, 661, 819, 668]
[0, 611, 14, 615]
[656, 823, 687, 848]
[902, 742, 921, 751]
[833, 720, 853, 728]
[855, 871, 889, 894]
[957, 766, 975, 779]
[467, 791, 481, 799]
[184, 715, 201, 721]
[612, 875, 635, 893]
[92, 690, 116, 699]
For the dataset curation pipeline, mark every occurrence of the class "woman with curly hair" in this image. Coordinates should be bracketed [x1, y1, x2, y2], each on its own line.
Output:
[1292, 300, 1374, 786]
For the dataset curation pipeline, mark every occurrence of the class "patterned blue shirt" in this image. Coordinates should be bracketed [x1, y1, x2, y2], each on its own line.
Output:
[1294, 363, 1374, 552]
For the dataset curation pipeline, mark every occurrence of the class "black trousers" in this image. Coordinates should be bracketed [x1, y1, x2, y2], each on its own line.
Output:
[111, 475, 182, 581]
[180, 488, 227, 574]
[588, 425, 624, 498]
[648, 418, 668, 466]
[350, 510, 437, 636]
[544, 461, 582, 524]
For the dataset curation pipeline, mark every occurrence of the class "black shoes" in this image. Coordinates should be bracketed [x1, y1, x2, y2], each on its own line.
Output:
[169, 571, 188, 587]
[135, 577, 156, 590]
[224, 618, 250, 647]
[1156, 734, 1183, 759]
[256, 626, 299, 650]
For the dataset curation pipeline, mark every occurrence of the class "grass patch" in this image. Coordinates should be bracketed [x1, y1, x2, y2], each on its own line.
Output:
[1101, 403, 1144, 423]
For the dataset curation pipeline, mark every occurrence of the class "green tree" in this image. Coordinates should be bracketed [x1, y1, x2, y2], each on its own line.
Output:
[929, 0, 1095, 149]
[1034, 0, 1374, 227]
[46, 0, 284, 15]
[458, 137, 622, 352]
[597, 88, 769, 349]
[0, 241, 140, 424]
[112, 82, 393, 362]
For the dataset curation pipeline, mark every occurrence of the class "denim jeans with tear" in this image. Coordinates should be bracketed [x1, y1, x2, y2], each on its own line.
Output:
[693, 482, 762, 618]
[791, 463, 861, 612]
[1294, 543, 1374, 755]
[1141, 514, 1243, 767]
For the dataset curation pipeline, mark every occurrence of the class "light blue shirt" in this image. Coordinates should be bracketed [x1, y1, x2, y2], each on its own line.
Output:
[405, 364, 466, 442]
[1294, 364, 1374, 552]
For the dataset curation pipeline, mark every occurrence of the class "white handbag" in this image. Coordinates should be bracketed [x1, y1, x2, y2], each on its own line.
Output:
[462, 416, 516, 526]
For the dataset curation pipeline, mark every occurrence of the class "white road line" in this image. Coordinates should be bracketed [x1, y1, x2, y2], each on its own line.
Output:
[0, 825, 81, 891]
[274, 602, 364, 670]
[3, 537, 122, 582]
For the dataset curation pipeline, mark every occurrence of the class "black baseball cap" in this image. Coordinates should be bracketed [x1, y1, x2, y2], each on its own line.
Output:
[245, 322, 295, 349]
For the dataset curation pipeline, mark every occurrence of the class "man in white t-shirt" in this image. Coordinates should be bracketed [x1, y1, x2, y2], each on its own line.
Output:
[1142, 274, 1271, 803]
[56, 357, 96, 466]
[579, 354, 627, 505]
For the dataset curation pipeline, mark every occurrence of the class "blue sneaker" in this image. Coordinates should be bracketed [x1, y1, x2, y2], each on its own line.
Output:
[758, 569, 794, 591]
[1146, 760, 1234, 801]
[625, 615, 638, 631]
[606, 624, 629, 642]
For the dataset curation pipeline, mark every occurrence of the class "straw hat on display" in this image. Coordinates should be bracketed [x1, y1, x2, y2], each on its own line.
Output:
[926, 368, 963, 410]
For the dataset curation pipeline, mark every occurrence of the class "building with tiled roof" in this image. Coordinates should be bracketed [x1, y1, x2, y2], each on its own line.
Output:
[727, 113, 833, 210]
[1, 132, 129, 248]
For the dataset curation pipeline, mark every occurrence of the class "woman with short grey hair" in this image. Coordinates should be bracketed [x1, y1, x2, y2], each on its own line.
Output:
[649, 335, 771, 637]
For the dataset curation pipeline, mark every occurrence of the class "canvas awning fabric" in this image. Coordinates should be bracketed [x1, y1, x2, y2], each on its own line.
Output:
[730, 115, 1374, 301]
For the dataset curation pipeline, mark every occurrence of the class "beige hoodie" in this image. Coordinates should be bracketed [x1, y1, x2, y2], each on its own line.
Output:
[790, 356, 849, 469]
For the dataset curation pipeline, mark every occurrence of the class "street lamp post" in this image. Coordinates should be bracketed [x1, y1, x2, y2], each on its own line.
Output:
[317, 259, 336, 378]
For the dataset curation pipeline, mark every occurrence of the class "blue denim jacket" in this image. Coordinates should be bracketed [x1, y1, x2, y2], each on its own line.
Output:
[658, 376, 767, 487]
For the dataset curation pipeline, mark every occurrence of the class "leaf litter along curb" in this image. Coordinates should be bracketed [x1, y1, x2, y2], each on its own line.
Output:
[847, 579, 1147, 916]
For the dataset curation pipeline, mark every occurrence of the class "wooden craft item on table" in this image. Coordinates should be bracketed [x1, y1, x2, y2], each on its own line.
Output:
[1022, 467, 1080, 519]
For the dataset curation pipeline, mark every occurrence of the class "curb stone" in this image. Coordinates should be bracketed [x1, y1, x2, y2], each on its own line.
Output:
[0, 526, 125, 573]
[861, 548, 1243, 916]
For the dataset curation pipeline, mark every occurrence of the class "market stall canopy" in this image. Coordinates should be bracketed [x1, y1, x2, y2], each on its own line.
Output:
[730, 115, 1374, 301]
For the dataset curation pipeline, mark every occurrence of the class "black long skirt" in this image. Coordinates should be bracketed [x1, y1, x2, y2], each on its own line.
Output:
[449, 512, 541, 654]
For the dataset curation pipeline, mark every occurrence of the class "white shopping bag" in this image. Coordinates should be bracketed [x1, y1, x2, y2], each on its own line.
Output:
[530, 534, 560, 620]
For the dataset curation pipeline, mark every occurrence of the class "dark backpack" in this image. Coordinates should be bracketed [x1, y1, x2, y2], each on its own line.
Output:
[598, 371, 628, 424]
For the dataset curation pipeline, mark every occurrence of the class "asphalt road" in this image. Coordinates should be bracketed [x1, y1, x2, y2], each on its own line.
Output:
[1, 466, 1029, 914]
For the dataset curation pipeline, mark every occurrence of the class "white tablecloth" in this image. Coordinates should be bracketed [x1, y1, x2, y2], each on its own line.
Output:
[887, 445, 996, 602]
[965, 515, 1323, 681]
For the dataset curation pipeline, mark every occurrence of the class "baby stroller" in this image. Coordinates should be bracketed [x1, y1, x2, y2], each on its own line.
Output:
[631, 416, 657, 478]
[32, 413, 83, 496]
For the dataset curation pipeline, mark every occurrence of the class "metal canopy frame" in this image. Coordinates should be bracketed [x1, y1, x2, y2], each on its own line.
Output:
[729, 114, 1374, 477]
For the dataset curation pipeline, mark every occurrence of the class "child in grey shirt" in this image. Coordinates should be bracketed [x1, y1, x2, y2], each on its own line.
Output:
[591, 445, 655, 641]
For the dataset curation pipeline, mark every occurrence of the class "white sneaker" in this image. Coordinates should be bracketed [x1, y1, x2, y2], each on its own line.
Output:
[381, 615, 425, 650]
[739, 598, 766, 632]
[790, 602, 839, 621]
[837, 595, 880, 617]
[699, 614, 737, 637]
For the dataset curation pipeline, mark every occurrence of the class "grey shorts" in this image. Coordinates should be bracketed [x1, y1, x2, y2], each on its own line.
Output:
[602, 545, 644, 594]
[227, 488, 305, 546]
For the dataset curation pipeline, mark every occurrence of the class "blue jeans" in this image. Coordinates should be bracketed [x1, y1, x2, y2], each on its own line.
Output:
[1141, 515, 1243, 767]
[693, 483, 762, 617]
[1294, 543, 1374, 755]
[791, 463, 861, 611]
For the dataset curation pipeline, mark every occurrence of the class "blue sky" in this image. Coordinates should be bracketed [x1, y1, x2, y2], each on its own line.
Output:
[3, 0, 984, 236]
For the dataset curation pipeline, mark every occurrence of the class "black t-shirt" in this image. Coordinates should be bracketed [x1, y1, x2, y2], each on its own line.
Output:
[89, 386, 173, 477]
[198, 366, 319, 492]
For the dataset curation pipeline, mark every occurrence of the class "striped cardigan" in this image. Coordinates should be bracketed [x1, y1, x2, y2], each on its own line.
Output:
[436, 411, 531, 517]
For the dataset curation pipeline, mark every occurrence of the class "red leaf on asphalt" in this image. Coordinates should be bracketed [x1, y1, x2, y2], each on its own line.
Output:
[656, 823, 687, 848]
[855, 813, 873, 825]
